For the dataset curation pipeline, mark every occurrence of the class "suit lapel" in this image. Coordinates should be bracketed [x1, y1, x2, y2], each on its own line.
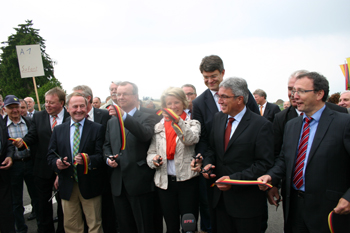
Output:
[94, 108, 102, 124]
[217, 113, 227, 157]
[79, 120, 91, 151]
[263, 103, 270, 118]
[44, 111, 53, 135]
[225, 110, 251, 152]
[288, 117, 303, 172]
[204, 89, 219, 115]
[307, 107, 333, 163]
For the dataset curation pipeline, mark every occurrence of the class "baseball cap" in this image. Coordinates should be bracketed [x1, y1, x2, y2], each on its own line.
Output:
[4, 95, 20, 107]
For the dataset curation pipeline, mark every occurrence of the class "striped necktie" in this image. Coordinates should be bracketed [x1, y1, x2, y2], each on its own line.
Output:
[72, 122, 80, 182]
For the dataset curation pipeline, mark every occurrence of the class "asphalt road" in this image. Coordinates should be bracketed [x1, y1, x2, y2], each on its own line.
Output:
[22, 183, 284, 233]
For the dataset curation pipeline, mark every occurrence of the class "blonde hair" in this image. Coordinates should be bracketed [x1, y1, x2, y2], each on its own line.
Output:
[160, 87, 188, 109]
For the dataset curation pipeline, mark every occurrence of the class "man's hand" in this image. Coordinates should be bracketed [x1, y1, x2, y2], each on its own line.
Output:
[202, 164, 216, 179]
[107, 154, 119, 168]
[0, 157, 13, 170]
[56, 157, 70, 170]
[12, 138, 24, 148]
[108, 106, 124, 117]
[267, 187, 281, 206]
[216, 176, 231, 191]
[257, 175, 272, 191]
[334, 198, 350, 214]
[54, 176, 59, 190]
[75, 153, 90, 165]
[190, 154, 202, 172]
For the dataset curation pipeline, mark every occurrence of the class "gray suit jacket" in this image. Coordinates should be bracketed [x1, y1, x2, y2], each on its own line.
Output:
[103, 110, 156, 196]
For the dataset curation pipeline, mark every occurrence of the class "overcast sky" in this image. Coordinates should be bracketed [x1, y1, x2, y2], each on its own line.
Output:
[1, 0, 350, 103]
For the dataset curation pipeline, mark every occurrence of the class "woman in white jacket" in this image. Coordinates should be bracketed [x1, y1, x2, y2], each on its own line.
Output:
[147, 87, 201, 233]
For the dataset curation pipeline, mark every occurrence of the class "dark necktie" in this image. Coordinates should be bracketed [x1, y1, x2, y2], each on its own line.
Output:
[293, 117, 312, 189]
[224, 118, 235, 151]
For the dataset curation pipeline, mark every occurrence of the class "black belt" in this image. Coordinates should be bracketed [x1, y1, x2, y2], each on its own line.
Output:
[14, 157, 31, 162]
[291, 188, 305, 198]
[168, 175, 177, 182]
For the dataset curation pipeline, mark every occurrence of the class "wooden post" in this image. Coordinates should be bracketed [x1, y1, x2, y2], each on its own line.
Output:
[32, 77, 41, 111]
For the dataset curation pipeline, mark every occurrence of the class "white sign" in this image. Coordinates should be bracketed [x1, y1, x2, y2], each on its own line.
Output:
[16, 44, 45, 78]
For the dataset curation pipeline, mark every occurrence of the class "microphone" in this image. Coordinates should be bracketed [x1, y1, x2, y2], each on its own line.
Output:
[181, 213, 196, 233]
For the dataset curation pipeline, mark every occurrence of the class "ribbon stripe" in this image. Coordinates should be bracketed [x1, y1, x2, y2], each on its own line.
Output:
[9, 138, 28, 149]
[213, 179, 273, 188]
[108, 105, 126, 150]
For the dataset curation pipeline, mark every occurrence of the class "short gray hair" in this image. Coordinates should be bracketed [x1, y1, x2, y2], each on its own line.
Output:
[253, 89, 267, 99]
[219, 77, 249, 105]
[72, 85, 93, 103]
[110, 81, 122, 90]
[341, 90, 350, 96]
[118, 81, 139, 96]
[67, 92, 88, 106]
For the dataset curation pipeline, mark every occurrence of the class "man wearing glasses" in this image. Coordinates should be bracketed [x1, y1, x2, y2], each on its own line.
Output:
[194, 77, 274, 233]
[192, 55, 260, 232]
[259, 72, 350, 232]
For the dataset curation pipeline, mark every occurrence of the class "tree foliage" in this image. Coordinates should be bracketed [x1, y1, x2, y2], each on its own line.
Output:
[0, 20, 62, 102]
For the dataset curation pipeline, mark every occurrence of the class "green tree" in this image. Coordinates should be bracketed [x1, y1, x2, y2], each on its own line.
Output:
[0, 20, 62, 101]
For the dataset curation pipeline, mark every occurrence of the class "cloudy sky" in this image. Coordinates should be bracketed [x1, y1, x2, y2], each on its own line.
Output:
[1, 0, 350, 103]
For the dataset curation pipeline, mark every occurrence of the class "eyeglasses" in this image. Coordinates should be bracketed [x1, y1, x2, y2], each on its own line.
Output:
[217, 95, 240, 100]
[291, 90, 315, 96]
[116, 93, 134, 97]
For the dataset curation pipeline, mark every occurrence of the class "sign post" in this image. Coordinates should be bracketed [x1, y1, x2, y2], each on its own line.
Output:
[16, 44, 45, 111]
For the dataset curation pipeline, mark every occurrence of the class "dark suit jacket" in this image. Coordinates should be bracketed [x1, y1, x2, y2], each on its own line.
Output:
[268, 106, 350, 232]
[103, 110, 156, 196]
[23, 108, 70, 179]
[203, 109, 274, 218]
[263, 102, 281, 122]
[0, 116, 15, 167]
[47, 120, 105, 200]
[193, 88, 260, 155]
[273, 102, 347, 158]
[93, 107, 111, 131]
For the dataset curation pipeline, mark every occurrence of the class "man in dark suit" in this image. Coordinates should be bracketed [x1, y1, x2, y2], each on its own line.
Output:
[192, 55, 260, 232]
[104, 81, 157, 233]
[0, 113, 15, 233]
[14, 87, 69, 233]
[47, 92, 105, 233]
[259, 72, 350, 232]
[253, 89, 281, 122]
[72, 85, 116, 232]
[195, 77, 274, 233]
[272, 70, 347, 233]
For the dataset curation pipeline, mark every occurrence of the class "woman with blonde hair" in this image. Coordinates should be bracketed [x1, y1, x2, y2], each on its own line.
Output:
[147, 87, 201, 233]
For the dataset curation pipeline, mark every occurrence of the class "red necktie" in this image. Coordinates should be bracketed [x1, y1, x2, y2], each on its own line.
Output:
[224, 118, 235, 151]
[293, 117, 312, 189]
[51, 115, 58, 131]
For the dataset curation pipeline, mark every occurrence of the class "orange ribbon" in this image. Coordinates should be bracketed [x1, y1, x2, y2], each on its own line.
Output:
[107, 105, 126, 150]
[212, 179, 273, 188]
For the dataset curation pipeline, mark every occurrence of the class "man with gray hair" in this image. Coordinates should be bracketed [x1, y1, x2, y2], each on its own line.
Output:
[195, 77, 274, 232]
[100, 81, 121, 109]
[338, 90, 350, 112]
[24, 97, 35, 118]
[253, 88, 281, 122]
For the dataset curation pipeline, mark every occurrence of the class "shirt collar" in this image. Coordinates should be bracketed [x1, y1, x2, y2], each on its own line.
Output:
[303, 104, 325, 122]
[88, 107, 94, 119]
[7, 117, 25, 127]
[51, 107, 65, 119]
[210, 89, 218, 97]
[228, 106, 246, 123]
[70, 118, 86, 127]
[127, 107, 137, 116]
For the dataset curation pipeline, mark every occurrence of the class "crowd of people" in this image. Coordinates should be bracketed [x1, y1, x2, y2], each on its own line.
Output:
[0, 55, 350, 233]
